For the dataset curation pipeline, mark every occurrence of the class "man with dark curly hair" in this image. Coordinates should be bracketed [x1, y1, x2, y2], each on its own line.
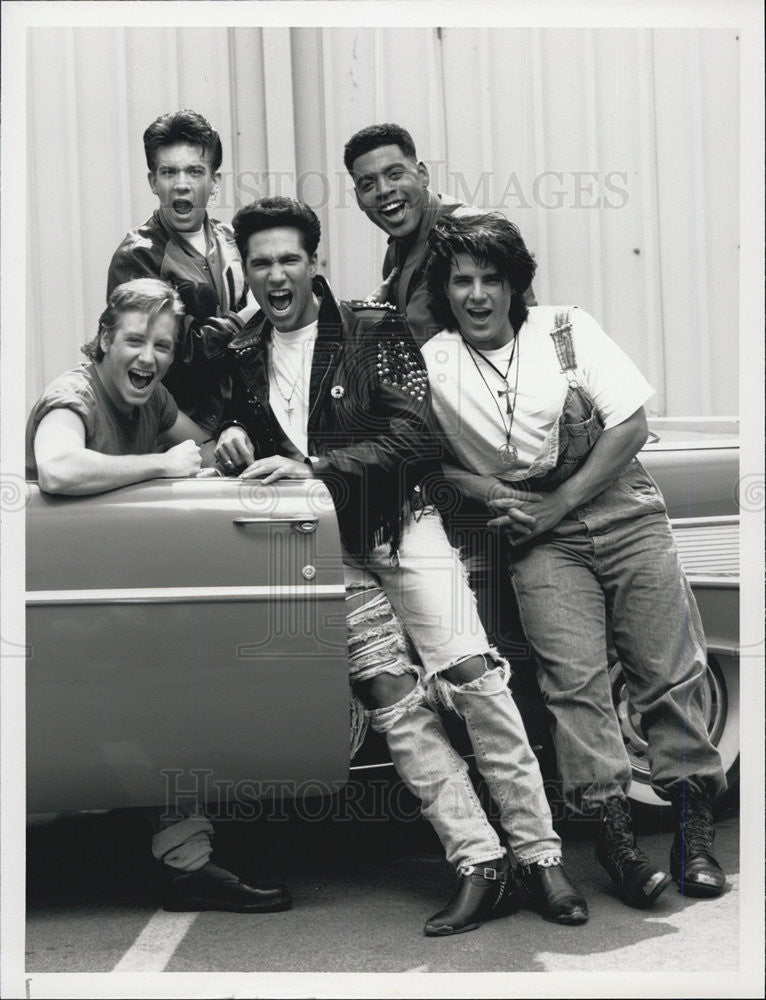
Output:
[420, 211, 727, 908]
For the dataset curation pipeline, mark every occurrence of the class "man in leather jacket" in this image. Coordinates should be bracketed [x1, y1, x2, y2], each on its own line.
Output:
[107, 109, 253, 436]
[215, 196, 588, 937]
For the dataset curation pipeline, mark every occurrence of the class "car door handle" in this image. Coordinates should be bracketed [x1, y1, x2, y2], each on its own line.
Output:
[232, 516, 318, 534]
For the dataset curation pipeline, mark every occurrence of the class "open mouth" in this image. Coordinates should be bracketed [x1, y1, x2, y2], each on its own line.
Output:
[378, 200, 406, 221]
[466, 308, 493, 322]
[172, 198, 194, 216]
[128, 370, 154, 391]
[268, 290, 293, 313]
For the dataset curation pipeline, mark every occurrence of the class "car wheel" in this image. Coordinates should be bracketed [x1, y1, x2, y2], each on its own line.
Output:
[609, 651, 739, 811]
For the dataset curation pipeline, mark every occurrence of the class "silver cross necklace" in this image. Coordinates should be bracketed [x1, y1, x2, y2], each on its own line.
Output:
[269, 343, 309, 423]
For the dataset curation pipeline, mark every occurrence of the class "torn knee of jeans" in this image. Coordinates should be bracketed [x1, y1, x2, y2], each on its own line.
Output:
[364, 683, 426, 734]
[350, 654, 419, 686]
[352, 659, 419, 712]
[441, 653, 492, 685]
[424, 650, 512, 714]
[347, 610, 418, 687]
[446, 649, 510, 686]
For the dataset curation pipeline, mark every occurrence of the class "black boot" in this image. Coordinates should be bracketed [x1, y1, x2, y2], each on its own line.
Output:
[595, 796, 671, 908]
[424, 856, 517, 937]
[520, 857, 588, 925]
[164, 861, 292, 913]
[670, 790, 725, 897]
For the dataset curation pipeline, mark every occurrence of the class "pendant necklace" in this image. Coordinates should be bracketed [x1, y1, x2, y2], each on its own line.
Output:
[269, 344, 307, 423]
[462, 332, 521, 466]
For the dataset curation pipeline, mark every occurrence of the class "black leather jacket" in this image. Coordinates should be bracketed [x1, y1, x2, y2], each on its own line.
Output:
[221, 276, 442, 556]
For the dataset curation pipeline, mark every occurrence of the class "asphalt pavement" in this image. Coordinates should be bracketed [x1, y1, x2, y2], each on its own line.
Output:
[22, 782, 747, 996]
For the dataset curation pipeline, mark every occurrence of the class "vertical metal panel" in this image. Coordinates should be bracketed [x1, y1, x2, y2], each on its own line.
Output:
[63, 29, 87, 350]
[291, 27, 334, 278]
[484, 28, 546, 299]
[318, 27, 356, 293]
[582, 29, 605, 321]
[261, 28, 296, 194]
[529, 28, 552, 305]
[313, 26, 445, 300]
[632, 29, 667, 412]
[25, 31, 44, 411]
[24, 26, 739, 418]
[227, 28, 269, 215]
[696, 29, 739, 415]
[115, 29, 133, 230]
[688, 37, 714, 411]
[26, 28, 91, 396]
[654, 30, 713, 415]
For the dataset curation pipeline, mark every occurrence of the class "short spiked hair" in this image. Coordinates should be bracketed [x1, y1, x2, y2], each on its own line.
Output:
[343, 123, 418, 173]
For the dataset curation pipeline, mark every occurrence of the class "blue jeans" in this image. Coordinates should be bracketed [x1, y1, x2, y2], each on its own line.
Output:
[508, 461, 726, 809]
[352, 509, 562, 870]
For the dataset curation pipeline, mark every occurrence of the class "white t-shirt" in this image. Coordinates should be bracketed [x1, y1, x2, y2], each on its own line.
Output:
[421, 305, 654, 482]
[267, 320, 318, 456]
[180, 226, 208, 256]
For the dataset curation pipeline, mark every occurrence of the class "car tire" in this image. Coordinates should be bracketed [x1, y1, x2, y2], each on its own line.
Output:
[609, 651, 739, 812]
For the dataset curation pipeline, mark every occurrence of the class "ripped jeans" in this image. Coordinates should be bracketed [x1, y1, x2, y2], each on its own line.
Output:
[345, 508, 561, 871]
[152, 510, 561, 875]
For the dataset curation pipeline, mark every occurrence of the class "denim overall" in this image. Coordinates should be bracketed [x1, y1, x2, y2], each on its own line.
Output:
[507, 311, 726, 809]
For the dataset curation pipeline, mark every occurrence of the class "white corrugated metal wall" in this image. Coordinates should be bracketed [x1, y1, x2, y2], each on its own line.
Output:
[26, 26, 739, 415]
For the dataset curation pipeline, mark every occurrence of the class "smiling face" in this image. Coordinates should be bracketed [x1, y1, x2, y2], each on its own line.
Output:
[148, 142, 219, 234]
[97, 309, 176, 411]
[351, 144, 430, 238]
[446, 254, 515, 350]
[243, 227, 319, 333]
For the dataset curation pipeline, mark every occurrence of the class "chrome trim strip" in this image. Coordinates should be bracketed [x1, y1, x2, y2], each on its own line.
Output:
[232, 516, 318, 525]
[685, 576, 739, 589]
[705, 644, 740, 657]
[349, 761, 396, 773]
[26, 584, 346, 606]
[669, 516, 739, 528]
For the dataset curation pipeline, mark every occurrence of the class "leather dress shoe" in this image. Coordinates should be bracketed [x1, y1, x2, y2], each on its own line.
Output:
[520, 858, 588, 925]
[424, 856, 517, 937]
[164, 861, 292, 913]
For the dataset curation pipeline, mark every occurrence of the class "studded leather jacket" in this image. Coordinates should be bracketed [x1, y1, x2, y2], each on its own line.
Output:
[221, 275, 441, 557]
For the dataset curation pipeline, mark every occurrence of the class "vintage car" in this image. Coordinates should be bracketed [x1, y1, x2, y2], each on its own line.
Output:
[26, 416, 739, 817]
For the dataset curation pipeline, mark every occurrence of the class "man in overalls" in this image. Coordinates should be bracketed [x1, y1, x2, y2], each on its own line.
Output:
[419, 211, 726, 907]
